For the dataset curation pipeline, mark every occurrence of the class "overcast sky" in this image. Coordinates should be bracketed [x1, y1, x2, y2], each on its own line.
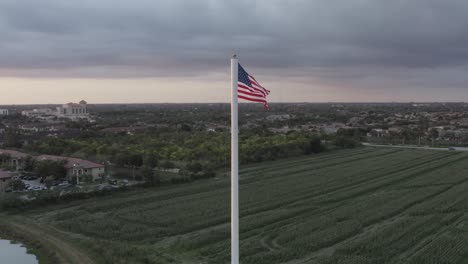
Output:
[1, 0, 468, 104]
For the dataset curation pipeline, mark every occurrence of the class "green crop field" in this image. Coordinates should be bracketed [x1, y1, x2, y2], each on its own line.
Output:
[6, 147, 468, 264]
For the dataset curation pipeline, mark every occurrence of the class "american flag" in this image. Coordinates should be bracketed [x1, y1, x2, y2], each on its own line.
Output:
[238, 64, 270, 110]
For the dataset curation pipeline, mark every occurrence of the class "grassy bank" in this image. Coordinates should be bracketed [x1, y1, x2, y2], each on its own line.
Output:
[0, 218, 58, 264]
[0, 217, 95, 264]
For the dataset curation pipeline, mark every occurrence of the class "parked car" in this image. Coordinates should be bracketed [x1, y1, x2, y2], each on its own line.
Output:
[58, 181, 70, 187]
[51, 180, 61, 186]
[108, 179, 118, 185]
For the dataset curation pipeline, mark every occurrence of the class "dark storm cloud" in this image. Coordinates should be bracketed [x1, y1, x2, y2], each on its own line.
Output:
[1, 0, 468, 87]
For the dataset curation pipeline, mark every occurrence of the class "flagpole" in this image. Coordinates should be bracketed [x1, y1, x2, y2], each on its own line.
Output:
[231, 54, 239, 264]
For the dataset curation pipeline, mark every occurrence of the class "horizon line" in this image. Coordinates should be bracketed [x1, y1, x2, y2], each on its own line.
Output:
[1, 101, 468, 106]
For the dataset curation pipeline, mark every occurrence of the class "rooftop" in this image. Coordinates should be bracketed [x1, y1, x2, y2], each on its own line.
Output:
[0, 149, 29, 159]
[0, 170, 12, 179]
[37, 155, 104, 169]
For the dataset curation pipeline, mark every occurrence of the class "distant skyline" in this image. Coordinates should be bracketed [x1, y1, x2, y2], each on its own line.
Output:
[2, 0, 468, 104]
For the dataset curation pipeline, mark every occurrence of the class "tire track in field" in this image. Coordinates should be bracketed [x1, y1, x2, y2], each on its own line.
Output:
[74, 150, 398, 216]
[88, 150, 406, 230]
[286, 159, 468, 264]
[392, 213, 465, 263]
[237, 152, 447, 238]
[311, 152, 467, 204]
[70, 151, 381, 215]
[240, 148, 403, 185]
[259, 235, 276, 252]
[240, 151, 456, 220]
[183, 152, 453, 241]
[278, 153, 468, 239]
[240, 148, 377, 176]
[243, 149, 407, 188]
[125, 150, 437, 233]
[240, 153, 468, 261]
[158, 151, 455, 250]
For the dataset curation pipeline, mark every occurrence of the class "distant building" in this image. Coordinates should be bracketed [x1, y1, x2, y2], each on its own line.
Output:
[100, 126, 146, 135]
[0, 109, 8, 115]
[0, 170, 12, 192]
[22, 100, 90, 120]
[56, 100, 89, 119]
[367, 128, 387, 138]
[266, 114, 292, 121]
[388, 127, 404, 134]
[318, 123, 348, 134]
[22, 108, 55, 117]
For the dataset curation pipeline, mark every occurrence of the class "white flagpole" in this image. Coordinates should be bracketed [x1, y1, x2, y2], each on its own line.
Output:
[230, 54, 239, 264]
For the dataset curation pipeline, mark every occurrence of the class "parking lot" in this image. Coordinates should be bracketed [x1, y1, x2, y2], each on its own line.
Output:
[14, 173, 137, 193]
[22, 178, 47, 191]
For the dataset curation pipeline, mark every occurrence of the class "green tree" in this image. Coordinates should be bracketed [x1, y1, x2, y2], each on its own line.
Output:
[186, 162, 203, 174]
[34, 160, 67, 179]
[304, 137, 324, 154]
[23, 156, 35, 172]
[141, 165, 159, 185]
[334, 136, 360, 148]
[161, 161, 175, 170]
[9, 179, 25, 191]
[0, 154, 11, 166]
[4, 128, 21, 148]
[143, 154, 158, 168]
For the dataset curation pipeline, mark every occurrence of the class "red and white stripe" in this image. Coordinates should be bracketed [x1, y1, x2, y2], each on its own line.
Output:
[238, 81, 270, 110]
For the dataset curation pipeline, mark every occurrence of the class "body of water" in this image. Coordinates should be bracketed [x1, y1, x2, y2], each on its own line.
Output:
[0, 239, 38, 264]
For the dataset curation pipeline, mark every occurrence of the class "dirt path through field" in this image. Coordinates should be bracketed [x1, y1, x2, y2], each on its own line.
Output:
[2, 217, 95, 264]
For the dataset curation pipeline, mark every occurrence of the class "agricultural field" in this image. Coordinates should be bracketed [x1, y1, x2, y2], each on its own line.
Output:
[4, 147, 468, 264]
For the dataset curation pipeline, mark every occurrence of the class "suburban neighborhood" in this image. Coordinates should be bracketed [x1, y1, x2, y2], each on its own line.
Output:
[1, 102, 468, 194]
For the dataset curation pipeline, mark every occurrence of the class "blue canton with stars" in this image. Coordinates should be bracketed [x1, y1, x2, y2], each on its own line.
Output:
[238, 64, 252, 87]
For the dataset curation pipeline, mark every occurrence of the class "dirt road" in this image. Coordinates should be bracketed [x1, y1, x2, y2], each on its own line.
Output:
[0, 217, 95, 264]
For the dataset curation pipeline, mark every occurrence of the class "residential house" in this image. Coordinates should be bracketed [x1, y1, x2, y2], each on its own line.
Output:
[0, 149, 29, 170]
[37, 155, 105, 183]
[0, 149, 105, 183]
[266, 114, 292, 121]
[269, 126, 296, 134]
[0, 170, 12, 192]
[318, 123, 349, 134]
[205, 124, 229, 133]
[367, 128, 387, 138]
[100, 126, 146, 135]
[388, 127, 404, 134]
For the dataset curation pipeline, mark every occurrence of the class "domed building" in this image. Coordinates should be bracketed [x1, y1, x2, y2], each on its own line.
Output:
[56, 100, 89, 120]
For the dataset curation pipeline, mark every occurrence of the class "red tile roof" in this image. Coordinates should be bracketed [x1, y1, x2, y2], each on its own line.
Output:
[0, 149, 104, 170]
[37, 155, 104, 169]
[0, 149, 29, 159]
[0, 170, 12, 179]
